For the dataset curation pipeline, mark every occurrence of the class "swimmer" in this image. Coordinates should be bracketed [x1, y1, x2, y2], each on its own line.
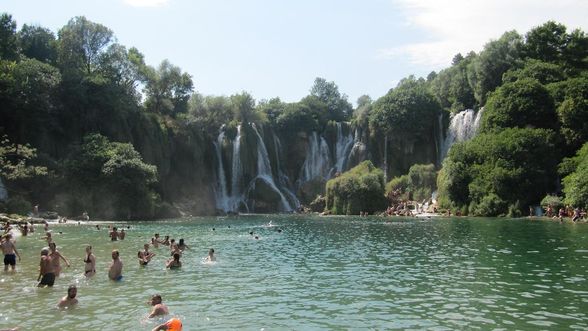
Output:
[161, 236, 170, 246]
[152, 317, 182, 331]
[139, 244, 155, 266]
[1, 234, 21, 271]
[37, 248, 55, 287]
[108, 250, 123, 281]
[177, 239, 189, 252]
[95, 225, 100, 231]
[166, 253, 181, 269]
[83, 245, 96, 277]
[49, 242, 70, 277]
[151, 237, 159, 248]
[148, 294, 169, 318]
[118, 229, 126, 240]
[205, 248, 216, 262]
[57, 285, 78, 308]
[109, 227, 119, 241]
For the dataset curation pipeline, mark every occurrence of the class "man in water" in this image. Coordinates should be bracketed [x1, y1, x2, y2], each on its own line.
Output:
[1, 234, 21, 272]
[148, 294, 169, 318]
[119, 229, 126, 240]
[108, 250, 123, 281]
[57, 285, 78, 308]
[109, 227, 119, 241]
[37, 248, 55, 287]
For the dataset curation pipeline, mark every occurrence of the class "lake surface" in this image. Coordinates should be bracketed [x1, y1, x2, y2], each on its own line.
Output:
[2, 215, 588, 330]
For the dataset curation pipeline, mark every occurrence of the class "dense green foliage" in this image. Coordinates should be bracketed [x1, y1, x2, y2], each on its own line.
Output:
[385, 164, 436, 202]
[480, 78, 557, 132]
[560, 143, 588, 208]
[325, 161, 387, 215]
[438, 128, 558, 216]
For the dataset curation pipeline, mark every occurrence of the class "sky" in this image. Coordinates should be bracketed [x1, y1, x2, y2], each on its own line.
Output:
[3, 0, 588, 105]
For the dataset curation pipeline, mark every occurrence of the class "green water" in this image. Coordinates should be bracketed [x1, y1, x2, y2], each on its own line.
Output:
[2, 215, 588, 330]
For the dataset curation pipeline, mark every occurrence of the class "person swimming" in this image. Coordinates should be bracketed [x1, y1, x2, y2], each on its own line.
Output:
[57, 285, 78, 308]
[206, 248, 216, 262]
[148, 294, 169, 318]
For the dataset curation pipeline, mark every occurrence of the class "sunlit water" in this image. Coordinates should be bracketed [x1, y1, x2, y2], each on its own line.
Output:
[2, 215, 588, 330]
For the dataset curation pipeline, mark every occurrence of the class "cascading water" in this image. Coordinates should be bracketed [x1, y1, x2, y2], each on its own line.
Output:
[333, 122, 355, 175]
[213, 132, 229, 212]
[299, 132, 331, 184]
[0, 178, 7, 201]
[440, 108, 484, 161]
[273, 134, 301, 209]
[249, 124, 292, 212]
[298, 122, 361, 186]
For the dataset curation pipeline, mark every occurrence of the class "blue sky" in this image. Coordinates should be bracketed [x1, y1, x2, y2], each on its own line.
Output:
[3, 0, 588, 105]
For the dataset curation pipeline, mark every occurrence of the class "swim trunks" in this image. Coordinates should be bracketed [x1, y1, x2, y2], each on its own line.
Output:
[4, 254, 16, 266]
[115, 275, 123, 281]
[39, 272, 55, 286]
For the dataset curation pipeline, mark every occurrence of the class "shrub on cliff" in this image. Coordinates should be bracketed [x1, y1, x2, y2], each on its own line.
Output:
[325, 160, 387, 215]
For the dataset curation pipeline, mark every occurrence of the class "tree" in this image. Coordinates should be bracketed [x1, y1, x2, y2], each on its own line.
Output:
[524, 21, 568, 64]
[560, 142, 588, 208]
[310, 77, 353, 121]
[502, 59, 564, 85]
[438, 128, 559, 215]
[143, 59, 193, 115]
[468, 31, 523, 104]
[18, 24, 57, 63]
[57, 16, 114, 77]
[0, 135, 47, 180]
[480, 78, 557, 132]
[552, 77, 588, 150]
[0, 14, 18, 61]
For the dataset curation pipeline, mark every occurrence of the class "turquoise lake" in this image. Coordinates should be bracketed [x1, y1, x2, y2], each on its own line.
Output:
[2, 215, 588, 330]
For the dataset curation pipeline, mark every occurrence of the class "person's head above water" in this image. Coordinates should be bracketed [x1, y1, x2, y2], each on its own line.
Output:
[150, 294, 162, 305]
[111, 250, 119, 260]
[67, 285, 77, 299]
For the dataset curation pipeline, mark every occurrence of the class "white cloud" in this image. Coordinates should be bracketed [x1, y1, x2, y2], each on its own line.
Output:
[123, 0, 170, 7]
[381, 0, 588, 69]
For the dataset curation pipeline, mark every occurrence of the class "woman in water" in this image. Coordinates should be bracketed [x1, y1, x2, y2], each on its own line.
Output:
[83, 245, 96, 277]
[138, 244, 155, 266]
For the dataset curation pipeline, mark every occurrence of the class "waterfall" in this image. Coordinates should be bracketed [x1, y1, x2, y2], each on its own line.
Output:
[440, 108, 484, 161]
[214, 132, 229, 212]
[251, 124, 292, 212]
[0, 178, 7, 201]
[333, 122, 355, 174]
[273, 134, 301, 209]
[299, 132, 331, 184]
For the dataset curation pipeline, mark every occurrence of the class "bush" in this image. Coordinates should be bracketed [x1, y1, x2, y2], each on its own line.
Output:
[469, 193, 507, 216]
[541, 194, 563, 209]
[5, 196, 32, 215]
[325, 161, 387, 215]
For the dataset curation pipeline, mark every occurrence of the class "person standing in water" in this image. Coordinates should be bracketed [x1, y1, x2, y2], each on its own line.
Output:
[49, 242, 70, 277]
[84, 245, 96, 277]
[37, 248, 55, 287]
[57, 285, 78, 308]
[108, 250, 123, 281]
[166, 253, 181, 269]
[1, 234, 21, 272]
[148, 294, 169, 318]
[139, 244, 155, 266]
[109, 227, 119, 241]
